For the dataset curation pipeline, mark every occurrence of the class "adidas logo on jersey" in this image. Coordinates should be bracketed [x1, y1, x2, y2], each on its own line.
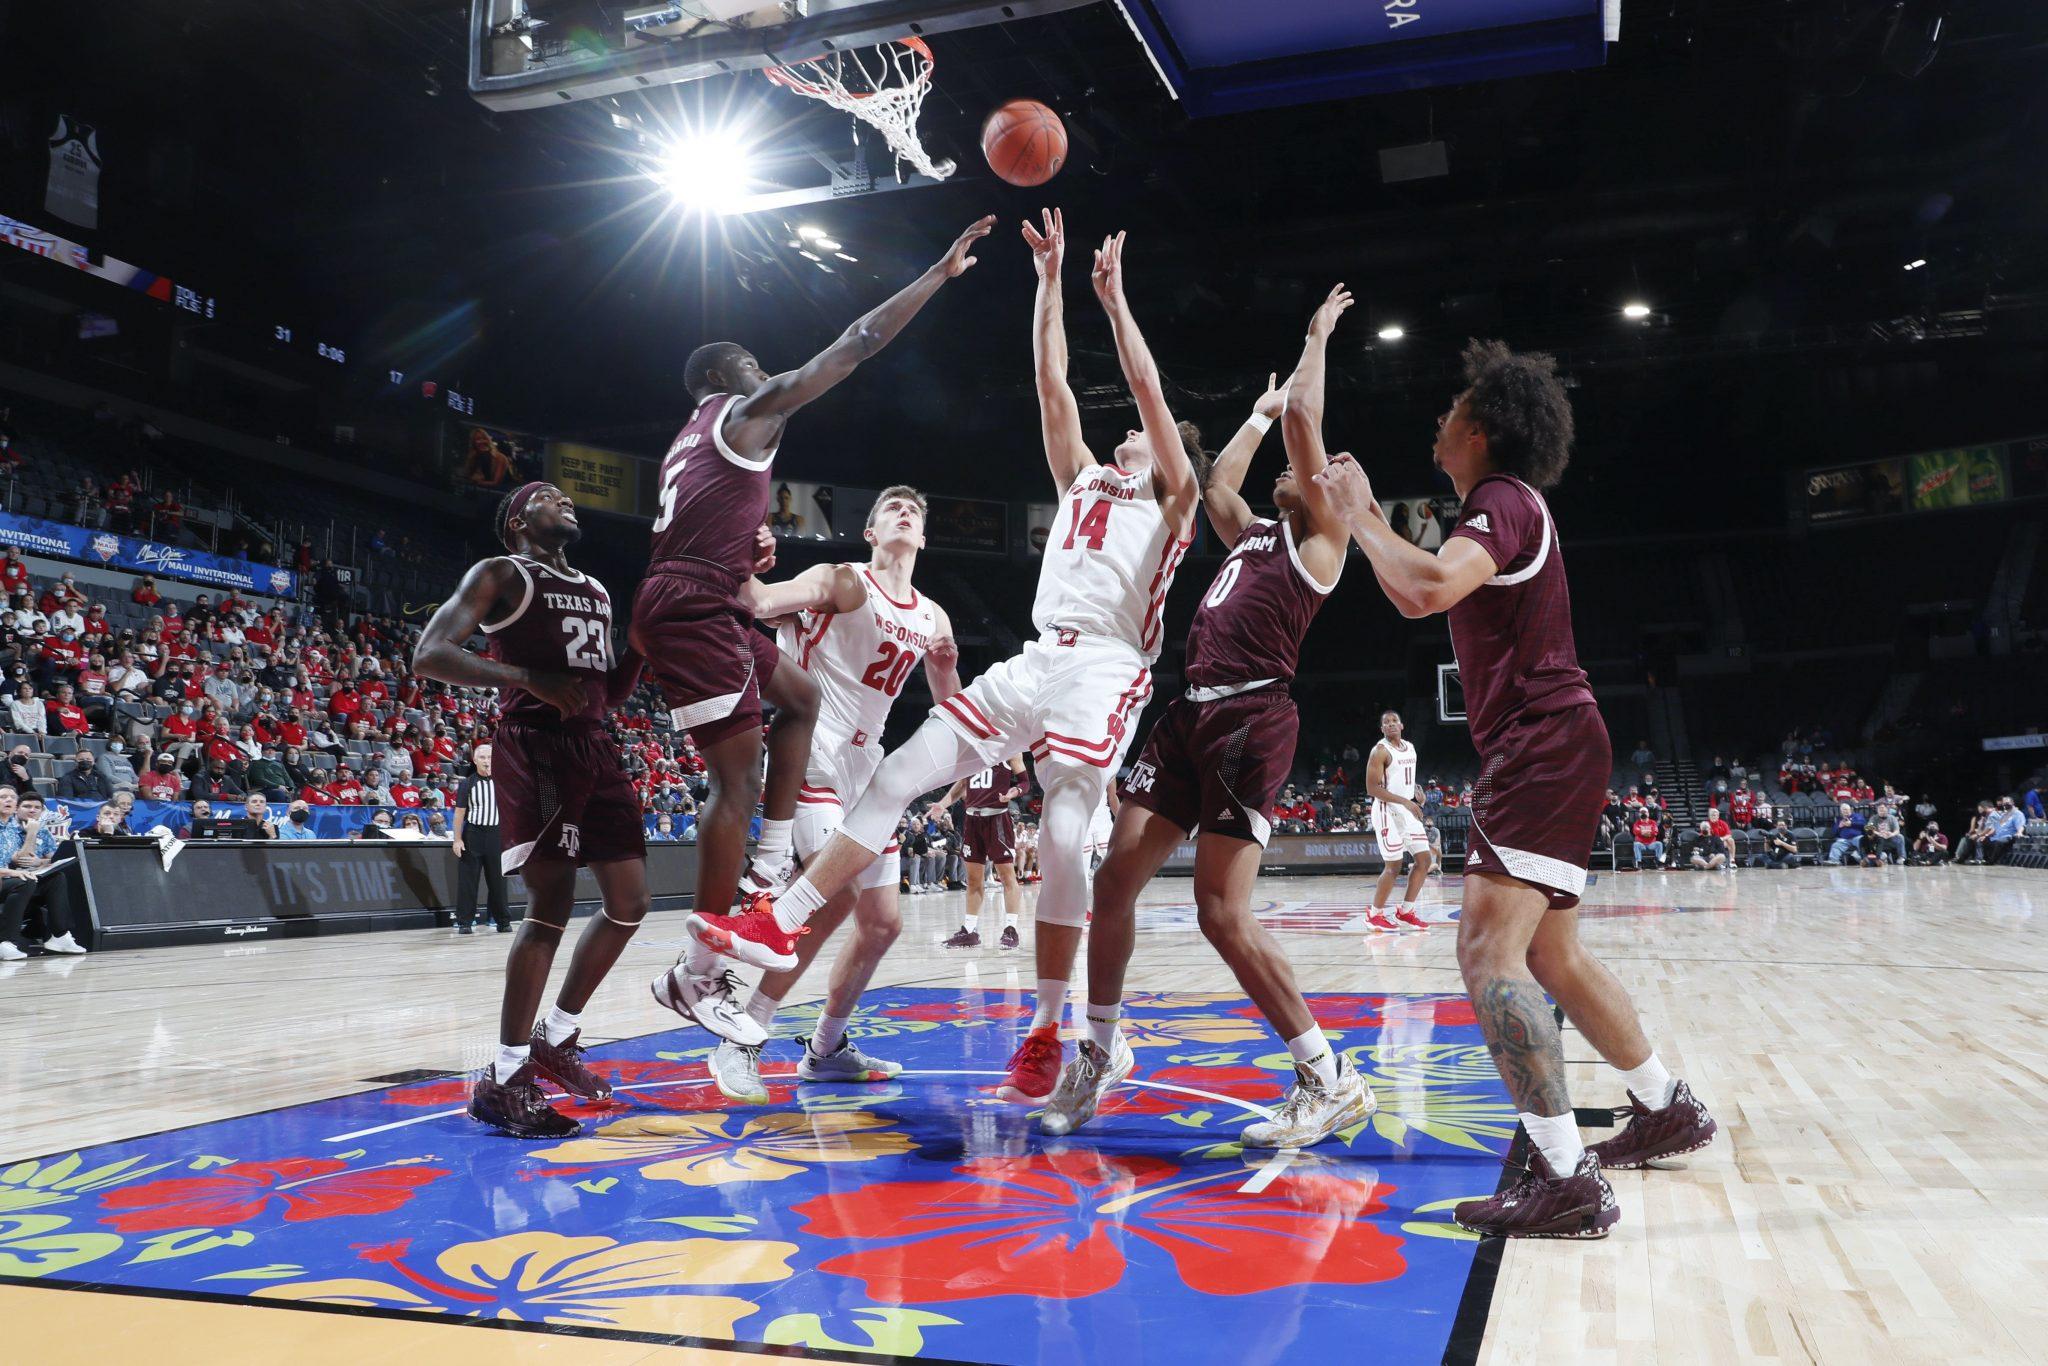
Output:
[1464, 512, 1492, 533]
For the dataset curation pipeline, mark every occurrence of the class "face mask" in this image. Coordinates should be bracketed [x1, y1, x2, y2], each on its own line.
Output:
[290, 809, 308, 824]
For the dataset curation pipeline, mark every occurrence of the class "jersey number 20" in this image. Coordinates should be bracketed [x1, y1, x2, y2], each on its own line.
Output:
[860, 640, 918, 696]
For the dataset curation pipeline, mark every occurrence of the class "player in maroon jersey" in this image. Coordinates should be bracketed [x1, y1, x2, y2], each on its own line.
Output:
[1040, 286, 1373, 1147]
[936, 755, 1029, 948]
[635, 216, 994, 1034]
[1314, 337, 1717, 1238]
[412, 482, 654, 1138]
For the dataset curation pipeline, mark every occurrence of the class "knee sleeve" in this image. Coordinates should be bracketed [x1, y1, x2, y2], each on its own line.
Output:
[1035, 775, 1098, 928]
[839, 718, 981, 854]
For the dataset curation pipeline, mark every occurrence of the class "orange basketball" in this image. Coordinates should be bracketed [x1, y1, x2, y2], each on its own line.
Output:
[981, 99, 1067, 187]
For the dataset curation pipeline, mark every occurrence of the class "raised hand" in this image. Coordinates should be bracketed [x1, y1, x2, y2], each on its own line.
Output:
[1020, 207, 1064, 280]
[1090, 231, 1127, 311]
[1312, 452, 1377, 524]
[927, 634, 960, 673]
[1254, 370, 1292, 421]
[1310, 283, 1354, 339]
[939, 215, 997, 278]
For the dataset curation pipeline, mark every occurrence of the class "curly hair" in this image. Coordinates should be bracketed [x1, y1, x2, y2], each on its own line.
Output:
[1458, 339, 1574, 489]
[1177, 420, 1212, 490]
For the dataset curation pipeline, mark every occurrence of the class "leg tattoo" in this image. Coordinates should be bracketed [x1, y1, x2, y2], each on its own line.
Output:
[1472, 976, 1571, 1116]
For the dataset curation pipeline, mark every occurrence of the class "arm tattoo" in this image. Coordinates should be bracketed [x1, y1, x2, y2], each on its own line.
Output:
[1472, 976, 1571, 1116]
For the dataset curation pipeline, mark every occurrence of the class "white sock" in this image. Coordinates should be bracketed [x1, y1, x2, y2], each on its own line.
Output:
[745, 990, 780, 1031]
[755, 818, 792, 866]
[684, 938, 719, 976]
[1285, 1026, 1339, 1088]
[962, 912, 980, 932]
[541, 1005, 580, 1046]
[1616, 1052, 1676, 1109]
[1521, 1110, 1584, 1174]
[1003, 911, 1020, 929]
[1085, 1001, 1121, 1053]
[493, 1043, 530, 1083]
[772, 877, 828, 933]
[1031, 978, 1067, 1032]
[812, 1012, 851, 1054]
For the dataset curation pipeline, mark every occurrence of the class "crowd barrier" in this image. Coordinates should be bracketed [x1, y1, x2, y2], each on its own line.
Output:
[51, 798, 719, 842]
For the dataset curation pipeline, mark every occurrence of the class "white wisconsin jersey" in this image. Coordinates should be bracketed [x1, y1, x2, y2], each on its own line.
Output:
[1033, 462, 1189, 662]
[1376, 738, 1418, 800]
[779, 567, 939, 743]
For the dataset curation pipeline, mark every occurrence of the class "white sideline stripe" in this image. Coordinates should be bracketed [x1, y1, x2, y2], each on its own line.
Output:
[1240, 1147, 1299, 1193]
[324, 1068, 1274, 1142]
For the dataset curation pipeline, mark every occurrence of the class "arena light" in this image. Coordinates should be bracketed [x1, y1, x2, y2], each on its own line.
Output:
[1377, 324, 1405, 342]
[1622, 301, 1653, 320]
[835, 252, 859, 262]
[1904, 258, 1927, 271]
[797, 225, 826, 241]
[653, 131, 753, 215]
[815, 237, 843, 251]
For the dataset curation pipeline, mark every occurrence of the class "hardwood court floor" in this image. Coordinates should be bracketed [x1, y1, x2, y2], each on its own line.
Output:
[5, 863, 2046, 1364]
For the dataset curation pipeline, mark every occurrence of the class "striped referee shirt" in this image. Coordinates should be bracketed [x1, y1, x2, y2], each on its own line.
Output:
[455, 775, 498, 828]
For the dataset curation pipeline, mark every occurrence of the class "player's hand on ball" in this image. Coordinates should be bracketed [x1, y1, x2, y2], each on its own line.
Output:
[1020, 207, 1064, 278]
[1313, 452, 1375, 521]
[1091, 231, 1127, 309]
[750, 524, 777, 575]
[1310, 283, 1354, 338]
[940, 215, 997, 278]
[1254, 371, 1290, 420]
[529, 671, 590, 719]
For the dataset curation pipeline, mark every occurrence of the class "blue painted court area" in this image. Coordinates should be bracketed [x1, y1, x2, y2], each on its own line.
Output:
[0, 989, 1514, 1363]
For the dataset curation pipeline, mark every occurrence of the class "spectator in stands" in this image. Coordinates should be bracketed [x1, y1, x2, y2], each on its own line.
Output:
[45, 683, 87, 738]
[7, 593, 43, 642]
[9, 680, 44, 738]
[1640, 771, 1662, 804]
[1707, 755, 1730, 796]
[1630, 811, 1665, 870]
[178, 799, 215, 840]
[1629, 740, 1654, 769]
[1910, 822, 1949, 865]
[104, 473, 135, 533]
[137, 752, 183, 801]
[131, 574, 161, 607]
[189, 757, 244, 803]
[1826, 803, 1867, 866]
[1751, 819, 1801, 869]
[228, 793, 277, 840]
[326, 763, 363, 805]
[54, 747, 109, 801]
[1863, 805, 1906, 866]
[357, 809, 397, 839]
[97, 736, 136, 792]
[0, 550, 25, 596]
[1728, 781, 1756, 828]
[244, 745, 291, 801]
[106, 649, 148, 699]
[1953, 802, 1995, 865]
[71, 476, 101, 527]
[47, 595, 83, 638]
[653, 813, 678, 841]
[153, 490, 183, 539]
[1985, 797, 2025, 865]
[0, 792, 84, 956]
[1704, 806, 1736, 864]
[3, 746, 31, 794]
[278, 799, 317, 840]
[2024, 783, 2044, 822]
[1689, 820, 1730, 871]
[426, 810, 449, 837]
[90, 805, 126, 838]
[360, 762, 393, 806]
[38, 628, 85, 688]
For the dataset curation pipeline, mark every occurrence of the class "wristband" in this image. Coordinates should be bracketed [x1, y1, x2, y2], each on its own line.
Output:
[1244, 413, 1273, 437]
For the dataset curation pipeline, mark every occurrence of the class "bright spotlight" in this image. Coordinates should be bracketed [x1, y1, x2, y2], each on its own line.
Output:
[797, 225, 826, 241]
[1622, 301, 1652, 320]
[815, 237, 842, 251]
[834, 252, 859, 263]
[1904, 258, 1927, 271]
[655, 132, 751, 214]
[1377, 324, 1404, 342]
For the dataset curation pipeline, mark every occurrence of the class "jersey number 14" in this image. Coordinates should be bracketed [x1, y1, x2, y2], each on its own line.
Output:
[1062, 495, 1112, 551]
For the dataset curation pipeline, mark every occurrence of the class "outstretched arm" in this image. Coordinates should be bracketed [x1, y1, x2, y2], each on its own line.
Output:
[923, 603, 961, 703]
[413, 559, 589, 717]
[1021, 208, 1092, 492]
[726, 215, 996, 454]
[1092, 232, 1197, 532]
[1202, 371, 1290, 545]
[1281, 284, 1357, 584]
[735, 562, 865, 623]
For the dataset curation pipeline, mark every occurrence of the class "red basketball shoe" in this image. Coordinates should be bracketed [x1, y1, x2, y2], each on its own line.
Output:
[1394, 907, 1430, 931]
[686, 895, 804, 972]
[1586, 1080, 1718, 1169]
[1364, 909, 1399, 932]
[1454, 1149, 1620, 1239]
[997, 1025, 1063, 1105]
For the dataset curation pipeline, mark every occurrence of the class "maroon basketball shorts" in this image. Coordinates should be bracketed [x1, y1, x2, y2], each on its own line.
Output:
[494, 721, 646, 875]
[962, 811, 1017, 866]
[1462, 702, 1612, 909]
[631, 564, 781, 747]
[1119, 688, 1297, 846]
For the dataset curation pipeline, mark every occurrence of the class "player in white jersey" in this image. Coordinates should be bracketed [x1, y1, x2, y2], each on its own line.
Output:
[662, 487, 960, 1098]
[1366, 709, 1434, 932]
[691, 215, 1204, 1109]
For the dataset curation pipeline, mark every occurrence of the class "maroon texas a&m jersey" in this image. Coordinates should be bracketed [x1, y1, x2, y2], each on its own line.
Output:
[965, 765, 1019, 814]
[481, 555, 615, 726]
[1183, 517, 1336, 689]
[1444, 474, 1595, 753]
[648, 393, 781, 587]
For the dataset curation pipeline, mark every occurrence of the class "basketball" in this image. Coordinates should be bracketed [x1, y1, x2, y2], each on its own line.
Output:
[981, 99, 1067, 187]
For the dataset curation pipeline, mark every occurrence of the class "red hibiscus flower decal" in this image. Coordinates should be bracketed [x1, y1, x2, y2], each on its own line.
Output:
[1233, 994, 1387, 1030]
[1098, 1065, 1285, 1118]
[790, 1150, 1403, 1302]
[879, 1000, 1033, 1024]
[384, 1080, 469, 1107]
[99, 1157, 448, 1232]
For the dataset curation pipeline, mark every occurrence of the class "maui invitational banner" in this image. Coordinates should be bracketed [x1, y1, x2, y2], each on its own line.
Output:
[0, 509, 298, 598]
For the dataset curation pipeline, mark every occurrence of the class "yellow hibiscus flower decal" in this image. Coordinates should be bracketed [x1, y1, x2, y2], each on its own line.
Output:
[534, 1111, 916, 1186]
[253, 1231, 793, 1336]
[1120, 1015, 1272, 1049]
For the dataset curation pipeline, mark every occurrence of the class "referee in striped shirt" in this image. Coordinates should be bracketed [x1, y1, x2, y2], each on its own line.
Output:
[453, 743, 510, 933]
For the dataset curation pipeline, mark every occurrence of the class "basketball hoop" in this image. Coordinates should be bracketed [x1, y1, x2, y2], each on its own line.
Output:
[764, 36, 956, 183]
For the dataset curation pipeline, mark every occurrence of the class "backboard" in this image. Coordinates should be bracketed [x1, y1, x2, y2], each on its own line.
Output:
[468, 0, 1094, 110]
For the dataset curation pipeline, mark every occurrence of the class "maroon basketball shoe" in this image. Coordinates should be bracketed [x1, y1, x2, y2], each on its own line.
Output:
[1454, 1149, 1620, 1239]
[529, 1025, 614, 1102]
[1586, 1080, 1718, 1170]
[469, 1064, 579, 1139]
[997, 1025, 1063, 1105]
[687, 895, 804, 972]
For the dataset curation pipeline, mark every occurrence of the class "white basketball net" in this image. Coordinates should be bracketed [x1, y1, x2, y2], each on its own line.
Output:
[765, 36, 956, 182]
